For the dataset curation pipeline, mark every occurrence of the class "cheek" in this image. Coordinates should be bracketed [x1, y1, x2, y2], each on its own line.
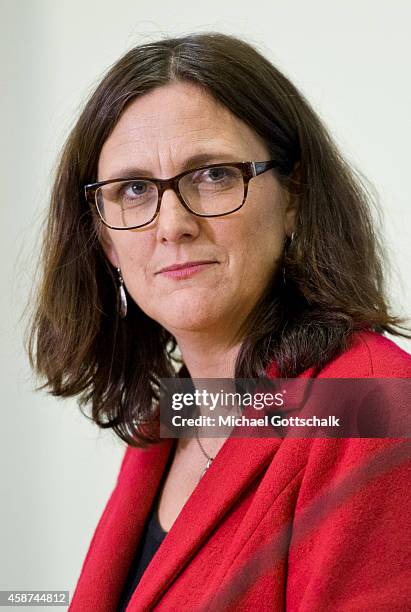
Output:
[231, 198, 285, 278]
[114, 236, 152, 296]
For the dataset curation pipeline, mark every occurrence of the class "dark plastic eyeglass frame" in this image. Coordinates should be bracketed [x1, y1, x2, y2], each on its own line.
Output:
[84, 160, 279, 230]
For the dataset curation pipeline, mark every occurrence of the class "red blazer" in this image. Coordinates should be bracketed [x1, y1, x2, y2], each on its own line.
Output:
[69, 331, 411, 611]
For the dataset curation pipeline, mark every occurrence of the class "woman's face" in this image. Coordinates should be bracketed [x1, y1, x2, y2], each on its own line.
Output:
[98, 81, 296, 343]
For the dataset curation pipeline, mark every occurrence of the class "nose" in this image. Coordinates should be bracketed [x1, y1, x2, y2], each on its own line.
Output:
[155, 187, 201, 243]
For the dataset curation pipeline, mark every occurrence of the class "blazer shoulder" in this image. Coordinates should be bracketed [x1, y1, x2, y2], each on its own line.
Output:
[318, 330, 411, 378]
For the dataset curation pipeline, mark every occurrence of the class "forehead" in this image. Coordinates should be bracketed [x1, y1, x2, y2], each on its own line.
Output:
[97, 81, 269, 178]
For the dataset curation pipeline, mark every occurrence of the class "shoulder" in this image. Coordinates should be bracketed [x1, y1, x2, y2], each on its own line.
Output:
[317, 330, 411, 378]
[292, 332, 411, 476]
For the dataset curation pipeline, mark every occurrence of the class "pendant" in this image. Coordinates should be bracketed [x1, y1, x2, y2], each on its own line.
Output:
[200, 457, 213, 479]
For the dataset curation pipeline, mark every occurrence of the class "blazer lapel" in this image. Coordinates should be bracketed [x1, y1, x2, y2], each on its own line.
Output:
[127, 432, 282, 609]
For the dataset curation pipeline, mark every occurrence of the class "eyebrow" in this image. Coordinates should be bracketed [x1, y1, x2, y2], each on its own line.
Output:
[103, 151, 244, 181]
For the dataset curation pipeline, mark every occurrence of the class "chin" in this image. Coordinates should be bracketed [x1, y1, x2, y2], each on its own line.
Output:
[160, 312, 217, 334]
[156, 302, 222, 334]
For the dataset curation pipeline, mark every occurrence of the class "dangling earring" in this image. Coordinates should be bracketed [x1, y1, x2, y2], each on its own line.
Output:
[116, 267, 127, 318]
[282, 232, 295, 286]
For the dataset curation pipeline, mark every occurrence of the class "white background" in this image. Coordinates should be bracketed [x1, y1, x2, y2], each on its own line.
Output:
[1, 0, 410, 605]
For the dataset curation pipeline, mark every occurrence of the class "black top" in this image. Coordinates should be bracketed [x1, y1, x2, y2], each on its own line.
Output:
[116, 497, 168, 611]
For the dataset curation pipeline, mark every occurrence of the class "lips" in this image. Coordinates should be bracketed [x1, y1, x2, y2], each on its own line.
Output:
[157, 260, 216, 273]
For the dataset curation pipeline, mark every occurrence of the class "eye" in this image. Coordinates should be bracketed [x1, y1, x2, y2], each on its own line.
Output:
[191, 166, 238, 186]
[201, 166, 234, 182]
[122, 181, 149, 198]
[205, 167, 230, 182]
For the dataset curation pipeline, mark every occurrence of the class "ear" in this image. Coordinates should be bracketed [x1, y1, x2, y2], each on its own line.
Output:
[284, 199, 298, 238]
[98, 225, 121, 269]
[284, 162, 300, 237]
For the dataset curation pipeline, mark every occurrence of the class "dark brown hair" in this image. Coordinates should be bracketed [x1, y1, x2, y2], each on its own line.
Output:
[25, 32, 409, 447]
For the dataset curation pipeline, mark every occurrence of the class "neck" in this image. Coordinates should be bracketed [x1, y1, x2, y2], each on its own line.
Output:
[176, 333, 243, 379]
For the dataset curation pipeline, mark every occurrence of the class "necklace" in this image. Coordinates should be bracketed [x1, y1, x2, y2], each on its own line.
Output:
[195, 427, 215, 478]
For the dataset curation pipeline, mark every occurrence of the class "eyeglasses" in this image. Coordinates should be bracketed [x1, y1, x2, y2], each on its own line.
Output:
[84, 160, 279, 230]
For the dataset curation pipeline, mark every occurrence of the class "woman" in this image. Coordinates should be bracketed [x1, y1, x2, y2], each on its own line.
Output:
[27, 33, 411, 610]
